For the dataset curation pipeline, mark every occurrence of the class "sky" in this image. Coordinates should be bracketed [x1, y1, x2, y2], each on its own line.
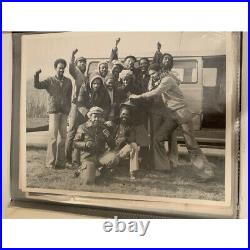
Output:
[22, 32, 226, 80]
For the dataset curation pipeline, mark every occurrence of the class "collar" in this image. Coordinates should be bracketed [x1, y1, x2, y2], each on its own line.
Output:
[55, 75, 65, 81]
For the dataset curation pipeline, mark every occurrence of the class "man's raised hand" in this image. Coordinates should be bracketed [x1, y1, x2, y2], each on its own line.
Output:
[35, 69, 42, 75]
[72, 48, 78, 56]
[115, 38, 121, 47]
[157, 42, 161, 51]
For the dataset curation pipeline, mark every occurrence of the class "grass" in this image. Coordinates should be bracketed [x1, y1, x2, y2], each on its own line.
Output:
[26, 148, 225, 201]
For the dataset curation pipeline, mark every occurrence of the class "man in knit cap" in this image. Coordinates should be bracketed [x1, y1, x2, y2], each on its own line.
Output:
[73, 107, 115, 185]
[66, 49, 88, 165]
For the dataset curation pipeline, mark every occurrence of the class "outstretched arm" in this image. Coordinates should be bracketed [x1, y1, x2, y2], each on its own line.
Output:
[130, 78, 173, 100]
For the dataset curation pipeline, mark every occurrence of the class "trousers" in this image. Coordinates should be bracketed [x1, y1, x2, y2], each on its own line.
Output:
[65, 103, 86, 164]
[46, 113, 68, 168]
[78, 143, 139, 185]
[150, 113, 178, 170]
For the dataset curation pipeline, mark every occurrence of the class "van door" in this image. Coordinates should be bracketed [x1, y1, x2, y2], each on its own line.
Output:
[202, 55, 226, 128]
[172, 57, 203, 130]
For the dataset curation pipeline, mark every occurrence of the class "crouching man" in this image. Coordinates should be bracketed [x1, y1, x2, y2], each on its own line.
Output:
[105, 101, 139, 180]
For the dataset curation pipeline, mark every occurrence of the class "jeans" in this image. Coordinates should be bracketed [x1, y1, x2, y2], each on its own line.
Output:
[46, 113, 68, 168]
[65, 103, 86, 164]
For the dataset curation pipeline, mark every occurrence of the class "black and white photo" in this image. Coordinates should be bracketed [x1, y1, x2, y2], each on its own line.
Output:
[17, 32, 241, 217]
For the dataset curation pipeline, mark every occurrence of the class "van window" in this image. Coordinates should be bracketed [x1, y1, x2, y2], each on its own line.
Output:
[172, 60, 198, 84]
[87, 61, 99, 76]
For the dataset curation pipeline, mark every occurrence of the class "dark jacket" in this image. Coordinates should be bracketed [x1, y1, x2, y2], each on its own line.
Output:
[136, 71, 150, 94]
[77, 85, 111, 120]
[74, 121, 115, 160]
[105, 87, 127, 120]
[109, 119, 136, 150]
[34, 75, 72, 115]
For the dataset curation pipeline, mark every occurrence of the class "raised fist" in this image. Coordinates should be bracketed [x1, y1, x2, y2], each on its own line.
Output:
[115, 38, 121, 46]
[157, 42, 162, 50]
[35, 69, 42, 75]
[72, 49, 78, 55]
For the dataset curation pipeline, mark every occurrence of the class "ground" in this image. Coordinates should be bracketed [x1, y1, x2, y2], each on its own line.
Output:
[26, 148, 225, 201]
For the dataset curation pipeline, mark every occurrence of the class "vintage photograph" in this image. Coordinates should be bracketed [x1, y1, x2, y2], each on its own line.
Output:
[20, 32, 234, 206]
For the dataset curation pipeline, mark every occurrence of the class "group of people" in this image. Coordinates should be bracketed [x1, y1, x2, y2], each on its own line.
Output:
[34, 39, 216, 185]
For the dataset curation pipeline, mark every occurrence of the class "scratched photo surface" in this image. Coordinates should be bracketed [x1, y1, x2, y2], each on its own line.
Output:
[23, 32, 227, 201]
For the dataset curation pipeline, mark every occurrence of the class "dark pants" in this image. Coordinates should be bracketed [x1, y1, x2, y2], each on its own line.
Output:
[150, 113, 178, 170]
[65, 104, 86, 164]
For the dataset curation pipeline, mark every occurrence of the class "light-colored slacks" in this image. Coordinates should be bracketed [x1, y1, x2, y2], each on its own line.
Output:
[46, 113, 68, 168]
